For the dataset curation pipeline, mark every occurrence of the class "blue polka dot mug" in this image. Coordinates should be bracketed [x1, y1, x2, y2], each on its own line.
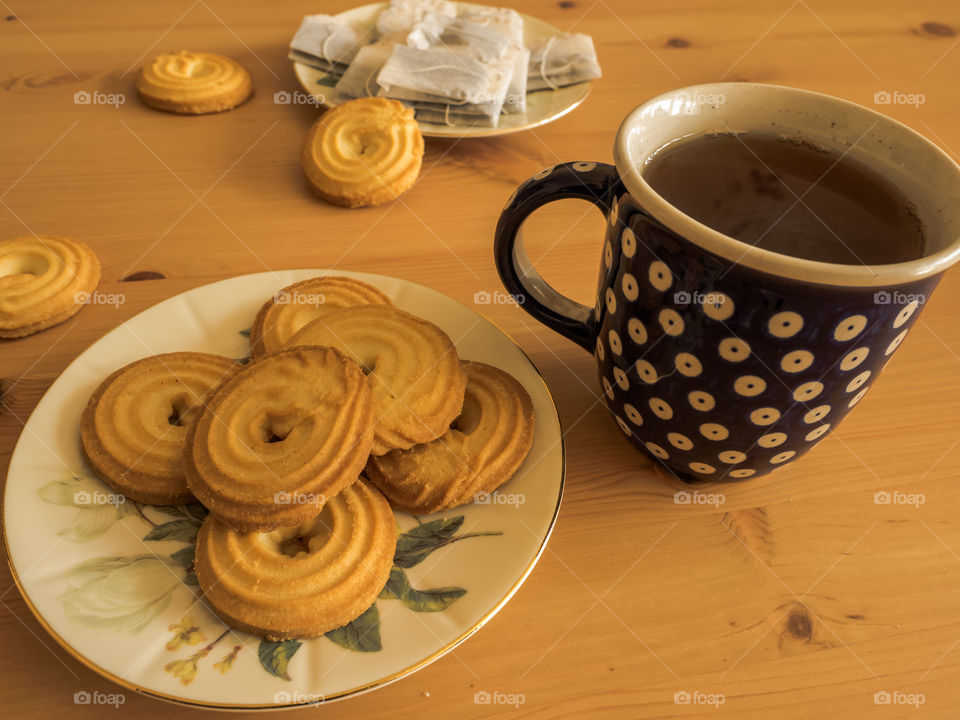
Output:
[494, 83, 960, 481]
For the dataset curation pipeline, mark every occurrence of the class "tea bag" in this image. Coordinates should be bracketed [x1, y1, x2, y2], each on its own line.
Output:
[375, 0, 456, 39]
[335, 42, 395, 100]
[377, 45, 505, 105]
[527, 33, 602, 91]
[457, 6, 524, 49]
[288, 14, 368, 77]
[503, 47, 529, 113]
[407, 14, 514, 63]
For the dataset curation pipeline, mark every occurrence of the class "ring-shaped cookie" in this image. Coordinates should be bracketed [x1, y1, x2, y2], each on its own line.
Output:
[0, 235, 100, 338]
[366, 362, 535, 513]
[249, 276, 394, 357]
[81, 352, 239, 505]
[195, 480, 395, 640]
[286, 305, 467, 456]
[184, 346, 374, 532]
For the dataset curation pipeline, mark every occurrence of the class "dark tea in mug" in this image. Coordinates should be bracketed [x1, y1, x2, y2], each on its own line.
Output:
[642, 133, 925, 265]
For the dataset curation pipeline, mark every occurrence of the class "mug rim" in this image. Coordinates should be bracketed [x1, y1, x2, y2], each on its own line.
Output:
[613, 82, 960, 288]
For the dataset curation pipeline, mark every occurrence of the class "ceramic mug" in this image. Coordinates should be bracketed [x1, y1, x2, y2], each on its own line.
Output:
[494, 82, 960, 481]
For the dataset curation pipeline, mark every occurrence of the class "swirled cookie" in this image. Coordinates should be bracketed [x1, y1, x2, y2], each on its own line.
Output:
[366, 362, 535, 514]
[301, 97, 424, 207]
[137, 51, 252, 115]
[184, 346, 374, 532]
[80, 352, 238, 505]
[249, 276, 394, 357]
[286, 305, 467, 455]
[195, 480, 395, 640]
[0, 235, 100, 338]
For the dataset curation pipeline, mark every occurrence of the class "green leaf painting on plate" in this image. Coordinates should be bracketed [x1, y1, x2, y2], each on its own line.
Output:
[49, 465, 504, 682]
[258, 639, 302, 681]
[325, 603, 382, 652]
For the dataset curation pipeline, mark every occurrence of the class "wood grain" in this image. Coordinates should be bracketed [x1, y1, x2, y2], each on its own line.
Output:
[3, 0, 960, 717]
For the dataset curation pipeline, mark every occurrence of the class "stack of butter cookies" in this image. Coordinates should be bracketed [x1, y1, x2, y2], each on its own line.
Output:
[79, 275, 535, 640]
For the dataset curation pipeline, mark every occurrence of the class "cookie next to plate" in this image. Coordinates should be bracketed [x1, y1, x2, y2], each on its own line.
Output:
[249, 275, 394, 357]
[137, 51, 252, 114]
[80, 352, 239, 505]
[0, 235, 101, 339]
[301, 97, 424, 208]
[286, 305, 467, 455]
[366, 361, 535, 514]
[195, 479, 396, 640]
[184, 346, 374, 532]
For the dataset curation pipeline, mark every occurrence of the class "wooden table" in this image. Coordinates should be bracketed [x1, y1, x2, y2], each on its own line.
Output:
[3, 1, 960, 717]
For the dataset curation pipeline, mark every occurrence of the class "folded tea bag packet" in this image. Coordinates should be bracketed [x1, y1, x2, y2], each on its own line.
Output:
[289, 14, 366, 77]
[527, 33, 602, 91]
[290, 1, 601, 126]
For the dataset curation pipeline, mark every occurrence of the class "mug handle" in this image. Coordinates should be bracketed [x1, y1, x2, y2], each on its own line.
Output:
[494, 161, 623, 353]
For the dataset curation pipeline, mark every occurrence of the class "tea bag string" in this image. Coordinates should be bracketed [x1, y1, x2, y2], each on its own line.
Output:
[539, 36, 559, 91]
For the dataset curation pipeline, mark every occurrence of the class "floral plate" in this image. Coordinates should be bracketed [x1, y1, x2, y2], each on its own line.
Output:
[2, 270, 564, 709]
[291, 2, 594, 138]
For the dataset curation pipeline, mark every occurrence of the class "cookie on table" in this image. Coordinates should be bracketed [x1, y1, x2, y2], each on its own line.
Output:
[249, 275, 394, 357]
[80, 352, 239, 505]
[137, 51, 252, 115]
[366, 361, 535, 514]
[195, 480, 396, 640]
[184, 346, 374, 532]
[301, 97, 424, 208]
[286, 305, 467, 455]
[0, 235, 101, 339]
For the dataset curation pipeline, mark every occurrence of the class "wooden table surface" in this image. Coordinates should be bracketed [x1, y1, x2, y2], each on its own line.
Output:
[3, 0, 960, 717]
